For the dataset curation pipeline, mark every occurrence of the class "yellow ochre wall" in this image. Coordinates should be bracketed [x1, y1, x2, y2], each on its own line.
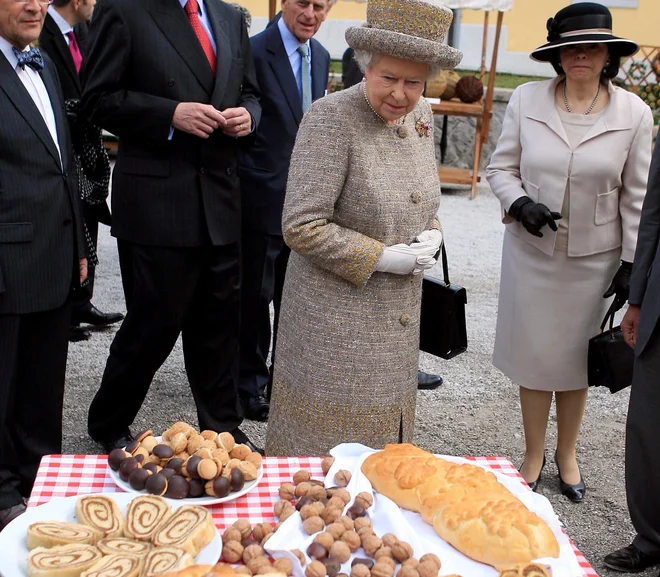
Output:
[237, 0, 366, 20]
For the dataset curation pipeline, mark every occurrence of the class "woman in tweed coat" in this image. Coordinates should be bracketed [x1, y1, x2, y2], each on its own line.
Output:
[265, 0, 463, 456]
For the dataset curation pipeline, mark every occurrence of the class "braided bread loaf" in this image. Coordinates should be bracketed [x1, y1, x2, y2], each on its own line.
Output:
[361, 444, 560, 568]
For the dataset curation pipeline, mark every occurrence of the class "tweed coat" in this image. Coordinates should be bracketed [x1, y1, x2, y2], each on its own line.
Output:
[265, 84, 441, 457]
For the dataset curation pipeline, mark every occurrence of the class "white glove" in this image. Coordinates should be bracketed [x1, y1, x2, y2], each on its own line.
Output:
[376, 241, 439, 276]
[415, 228, 443, 254]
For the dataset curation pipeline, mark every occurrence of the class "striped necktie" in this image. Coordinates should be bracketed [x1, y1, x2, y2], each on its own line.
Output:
[297, 44, 311, 113]
[184, 0, 216, 74]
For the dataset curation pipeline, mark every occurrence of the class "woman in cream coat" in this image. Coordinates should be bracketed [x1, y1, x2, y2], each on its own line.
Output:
[487, 2, 652, 502]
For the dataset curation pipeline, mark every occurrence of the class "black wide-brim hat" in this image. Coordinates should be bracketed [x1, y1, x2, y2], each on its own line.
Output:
[531, 2, 639, 63]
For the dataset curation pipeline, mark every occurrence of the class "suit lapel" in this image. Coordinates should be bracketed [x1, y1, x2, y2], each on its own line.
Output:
[204, 0, 231, 106]
[525, 79, 570, 147]
[0, 56, 62, 169]
[150, 0, 214, 95]
[267, 24, 302, 125]
[310, 38, 326, 101]
[43, 14, 81, 95]
[40, 63, 68, 171]
[578, 83, 633, 146]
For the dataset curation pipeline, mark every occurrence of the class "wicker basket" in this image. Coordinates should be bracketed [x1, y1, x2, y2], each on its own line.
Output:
[440, 71, 461, 101]
[425, 74, 448, 98]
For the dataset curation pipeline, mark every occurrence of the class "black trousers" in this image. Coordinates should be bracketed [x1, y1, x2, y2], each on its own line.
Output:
[238, 231, 290, 400]
[0, 300, 70, 508]
[88, 241, 243, 441]
[71, 204, 100, 313]
[626, 324, 660, 555]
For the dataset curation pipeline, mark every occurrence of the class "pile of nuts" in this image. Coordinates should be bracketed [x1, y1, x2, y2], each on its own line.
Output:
[106, 422, 262, 500]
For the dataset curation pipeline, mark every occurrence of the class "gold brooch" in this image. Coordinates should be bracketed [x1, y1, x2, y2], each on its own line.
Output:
[415, 119, 431, 137]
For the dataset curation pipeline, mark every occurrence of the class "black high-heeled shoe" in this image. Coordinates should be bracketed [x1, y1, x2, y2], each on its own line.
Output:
[554, 452, 585, 502]
[520, 453, 546, 492]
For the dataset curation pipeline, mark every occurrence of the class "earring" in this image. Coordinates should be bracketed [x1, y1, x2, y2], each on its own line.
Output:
[606, 60, 611, 66]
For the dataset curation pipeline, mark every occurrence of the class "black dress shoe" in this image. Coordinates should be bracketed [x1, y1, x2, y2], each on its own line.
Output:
[73, 304, 124, 327]
[0, 501, 26, 531]
[417, 370, 443, 390]
[604, 544, 660, 572]
[520, 453, 546, 492]
[98, 431, 134, 454]
[231, 428, 264, 456]
[554, 452, 585, 502]
[69, 325, 91, 342]
[241, 394, 269, 422]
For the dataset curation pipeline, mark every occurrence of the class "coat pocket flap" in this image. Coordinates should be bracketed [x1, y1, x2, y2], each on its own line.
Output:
[0, 222, 33, 243]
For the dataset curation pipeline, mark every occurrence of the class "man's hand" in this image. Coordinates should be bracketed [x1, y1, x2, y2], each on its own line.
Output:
[172, 103, 227, 138]
[79, 258, 88, 285]
[621, 304, 641, 349]
[220, 107, 252, 138]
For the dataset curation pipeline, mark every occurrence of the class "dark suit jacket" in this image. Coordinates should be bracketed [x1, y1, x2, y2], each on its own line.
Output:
[0, 52, 84, 314]
[629, 137, 660, 356]
[81, 0, 261, 247]
[238, 23, 329, 235]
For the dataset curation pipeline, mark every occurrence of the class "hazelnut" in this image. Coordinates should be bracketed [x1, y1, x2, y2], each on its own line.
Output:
[223, 527, 243, 543]
[371, 564, 394, 577]
[351, 560, 374, 570]
[230, 444, 252, 461]
[321, 457, 335, 475]
[333, 470, 351, 487]
[328, 488, 351, 505]
[321, 506, 342, 525]
[362, 535, 382, 557]
[212, 448, 231, 464]
[375, 558, 395, 572]
[217, 431, 236, 452]
[300, 504, 316, 521]
[291, 549, 306, 567]
[337, 516, 354, 531]
[243, 544, 265, 564]
[326, 522, 346, 540]
[418, 555, 441, 571]
[381, 534, 398, 548]
[200, 429, 218, 442]
[313, 532, 335, 550]
[350, 565, 370, 577]
[306, 542, 329, 561]
[274, 499, 293, 518]
[309, 485, 328, 501]
[246, 452, 263, 469]
[341, 530, 361, 552]
[238, 461, 259, 481]
[302, 515, 324, 535]
[251, 522, 274, 543]
[326, 497, 345, 510]
[274, 558, 294, 576]
[233, 519, 253, 539]
[392, 542, 414, 563]
[354, 492, 374, 509]
[293, 470, 311, 484]
[402, 560, 419, 570]
[197, 458, 218, 480]
[329, 541, 351, 563]
[306, 561, 327, 577]
[416, 561, 439, 577]
[222, 540, 244, 563]
[374, 547, 394, 561]
[295, 482, 312, 498]
[235, 568, 253, 576]
[279, 483, 295, 501]
[186, 434, 204, 454]
[311, 502, 326, 516]
[248, 558, 272, 575]
[396, 568, 418, 577]
[170, 432, 188, 454]
[354, 517, 372, 531]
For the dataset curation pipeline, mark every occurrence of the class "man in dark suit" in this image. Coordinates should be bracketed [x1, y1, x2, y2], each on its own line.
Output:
[237, 0, 331, 420]
[0, 0, 86, 528]
[38, 0, 124, 343]
[604, 141, 660, 572]
[82, 0, 261, 452]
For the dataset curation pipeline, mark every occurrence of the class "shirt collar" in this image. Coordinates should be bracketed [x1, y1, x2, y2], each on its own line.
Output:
[47, 6, 74, 37]
[277, 16, 310, 59]
[179, 0, 206, 15]
[0, 35, 23, 70]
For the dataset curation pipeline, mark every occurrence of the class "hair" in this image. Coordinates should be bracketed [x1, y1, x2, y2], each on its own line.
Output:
[549, 44, 622, 81]
[354, 49, 444, 80]
[51, 0, 73, 6]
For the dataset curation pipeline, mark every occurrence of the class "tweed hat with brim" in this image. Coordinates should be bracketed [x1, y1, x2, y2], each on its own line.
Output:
[345, 0, 463, 70]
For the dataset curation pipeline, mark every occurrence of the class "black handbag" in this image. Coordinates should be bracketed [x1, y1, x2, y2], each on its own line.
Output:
[587, 301, 635, 393]
[419, 244, 468, 359]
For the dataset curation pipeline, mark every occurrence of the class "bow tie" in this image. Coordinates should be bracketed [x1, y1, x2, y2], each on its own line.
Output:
[13, 46, 44, 71]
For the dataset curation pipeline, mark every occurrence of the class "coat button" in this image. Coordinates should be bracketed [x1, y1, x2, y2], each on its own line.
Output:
[410, 192, 421, 204]
[226, 167, 233, 176]
[399, 313, 410, 327]
[167, 79, 175, 87]
[199, 166, 205, 174]
[397, 126, 408, 138]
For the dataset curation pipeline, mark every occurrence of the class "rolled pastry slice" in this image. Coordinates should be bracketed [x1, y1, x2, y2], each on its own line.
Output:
[124, 495, 172, 542]
[152, 506, 216, 557]
[76, 495, 124, 538]
[81, 554, 142, 577]
[27, 521, 103, 550]
[97, 538, 152, 558]
[27, 543, 103, 577]
[141, 547, 194, 577]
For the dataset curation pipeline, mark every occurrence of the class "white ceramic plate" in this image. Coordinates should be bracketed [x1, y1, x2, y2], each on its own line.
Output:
[0, 492, 222, 577]
[107, 437, 263, 506]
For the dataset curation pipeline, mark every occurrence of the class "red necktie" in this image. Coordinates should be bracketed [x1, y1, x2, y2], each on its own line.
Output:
[184, 0, 216, 75]
[66, 31, 82, 73]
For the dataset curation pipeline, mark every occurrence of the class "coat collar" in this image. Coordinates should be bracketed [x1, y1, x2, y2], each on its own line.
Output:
[526, 77, 633, 147]
[41, 13, 81, 96]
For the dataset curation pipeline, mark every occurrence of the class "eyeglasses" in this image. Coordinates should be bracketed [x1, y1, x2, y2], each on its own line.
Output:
[15, 0, 54, 5]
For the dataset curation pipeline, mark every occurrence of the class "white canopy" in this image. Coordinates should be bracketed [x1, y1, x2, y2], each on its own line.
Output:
[341, 0, 513, 9]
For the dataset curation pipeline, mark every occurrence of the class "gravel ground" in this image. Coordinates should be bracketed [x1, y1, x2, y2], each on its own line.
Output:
[64, 180, 647, 577]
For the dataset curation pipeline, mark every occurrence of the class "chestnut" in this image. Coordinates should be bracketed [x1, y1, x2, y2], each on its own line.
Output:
[128, 467, 150, 491]
[296, 495, 313, 511]
[351, 559, 374, 570]
[306, 542, 328, 561]
[108, 448, 127, 471]
[324, 562, 341, 577]
[165, 475, 190, 499]
[347, 504, 366, 519]
[230, 468, 245, 492]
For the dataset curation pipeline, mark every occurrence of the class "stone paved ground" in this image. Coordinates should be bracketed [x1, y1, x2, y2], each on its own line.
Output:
[63, 181, 651, 577]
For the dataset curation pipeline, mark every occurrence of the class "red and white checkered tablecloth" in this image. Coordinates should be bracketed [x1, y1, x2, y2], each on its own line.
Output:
[29, 455, 597, 577]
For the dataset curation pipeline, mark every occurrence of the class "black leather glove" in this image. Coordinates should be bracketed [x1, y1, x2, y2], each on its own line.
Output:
[508, 196, 563, 238]
[603, 261, 633, 311]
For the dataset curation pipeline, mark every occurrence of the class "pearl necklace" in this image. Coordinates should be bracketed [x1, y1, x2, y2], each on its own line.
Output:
[362, 82, 405, 126]
[563, 80, 601, 115]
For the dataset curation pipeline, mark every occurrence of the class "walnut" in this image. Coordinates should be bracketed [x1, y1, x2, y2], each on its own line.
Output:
[233, 519, 253, 539]
[354, 492, 374, 509]
[313, 531, 335, 550]
[230, 444, 252, 461]
[321, 506, 342, 525]
[186, 434, 204, 454]
[303, 515, 325, 535]
[238, 461, 259, 481]
[261, 532, 273, 547]
[357, 527, 376, 541]
[381, 534, 398, 548]
[306, 561, 327, 577]
[295, 482, 312, 498]
[336, 516, 354, 531]
[252, 522, 274, 543]
[371, 563, 394, 577]
[362, 535, 382, 557]
[374, 547, 394, 561]
[375, 557, 396, 571]
[341, 530, 361, 552]
[329, 541, 351, 563]
[401, 560, 419, 570]
[256, 564, 277, 576]
[247, 452, 263, 469]
[328, 488, 351, 505]
[396, 568, 418, 577]
[325, 497, 344, 510]
[243, 544, 265, 564]
[280, 506, 295, 522]
[291, 549, 307, 567]
[274, 499, 293, 518]
[279, 483, 295, 501]
[325, 522, 346, 540]
[248, 557, 272, 575]
[222, 540, 244, 563]
[333, 470, 351, 487]
[418, 555, 441, 571]
[234, 567, 253, 576]
[293, 470, 311, 484]
[274, 558, 294, 575]
[309, 485, 327, 501]
[300, 504, 316, 521]
[217, 431, 236, 452]
[350, 565, 370, 577]
[354, 517, 372, 531]
[417, 561, 439, 577]
[222, 527, 243, 543]
[311, 502, 326, 516]
[392, 542, 414, 563]
[200, 430, 218, 442]
[321, 456, 335, 475]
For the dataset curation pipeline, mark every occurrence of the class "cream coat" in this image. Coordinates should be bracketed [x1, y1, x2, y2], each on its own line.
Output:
[487, 78, 652, 262]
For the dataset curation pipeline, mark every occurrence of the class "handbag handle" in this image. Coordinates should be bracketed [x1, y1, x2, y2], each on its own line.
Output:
[433, 243, 451, 286]
[599, 300, 617, 335]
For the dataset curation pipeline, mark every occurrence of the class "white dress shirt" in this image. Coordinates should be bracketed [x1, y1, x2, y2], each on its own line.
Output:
[0, 36, 62, 163]
[277, 16, 311, 99]
[47, 6, 73, 45]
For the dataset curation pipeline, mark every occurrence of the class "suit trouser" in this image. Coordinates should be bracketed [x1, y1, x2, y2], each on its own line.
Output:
[626, 324, 660, 555]
[88, 241, 243, 441]
[0, 300, 70, 508]
[71, 204, 99, 313]
[269, 243, 291, 399]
